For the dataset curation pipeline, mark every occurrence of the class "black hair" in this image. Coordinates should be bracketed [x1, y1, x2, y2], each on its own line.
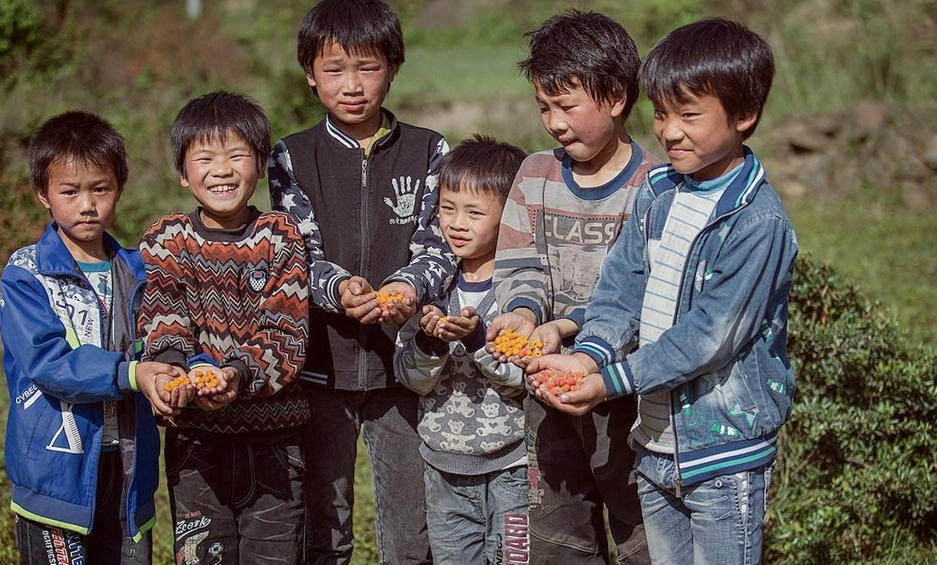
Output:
[171, 91, 271, 177]
[436, 135, 527, 203]
[297, 0, 404, 78]
[641, 18, 775, 139]
[519, 10, 640, 118]
[27, 111, 129, 197]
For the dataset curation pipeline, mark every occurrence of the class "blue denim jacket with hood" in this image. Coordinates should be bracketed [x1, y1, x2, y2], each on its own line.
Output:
[573, 149, 798, 487]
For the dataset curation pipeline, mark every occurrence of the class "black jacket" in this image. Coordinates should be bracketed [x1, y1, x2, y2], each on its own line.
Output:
[270, 111, 455, 390]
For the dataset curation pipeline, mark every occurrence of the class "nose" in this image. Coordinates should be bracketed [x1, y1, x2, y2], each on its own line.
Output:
[341, 70, 363, 96]
[78, 190, 96, 214]
[211, 157, 233, 177]
[449, 209, 469, 231]
[547, 110, 568, 135]
[660, 117, 684, 143]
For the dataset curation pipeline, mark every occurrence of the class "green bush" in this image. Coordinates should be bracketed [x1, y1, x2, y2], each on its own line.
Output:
[768, 254, 937, 563]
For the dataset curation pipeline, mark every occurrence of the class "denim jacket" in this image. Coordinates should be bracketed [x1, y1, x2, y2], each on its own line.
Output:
[573, 149, 798, 486]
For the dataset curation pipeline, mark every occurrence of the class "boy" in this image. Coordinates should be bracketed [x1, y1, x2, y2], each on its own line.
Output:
[529, 18, 798, 565]
[486, 11, 657, 564]
[269, 0, 455, 562]
[394, 136, 528, 565]
[1, 111, 181, 564]
[139, 91, 310, 565]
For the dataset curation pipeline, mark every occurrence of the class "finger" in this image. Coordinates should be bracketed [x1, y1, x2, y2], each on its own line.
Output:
[360, 307, 383, 324]
[348, 301, 379, 319]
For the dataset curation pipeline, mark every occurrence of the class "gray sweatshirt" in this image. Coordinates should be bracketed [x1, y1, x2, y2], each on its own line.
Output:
[394, 274, 526, 475]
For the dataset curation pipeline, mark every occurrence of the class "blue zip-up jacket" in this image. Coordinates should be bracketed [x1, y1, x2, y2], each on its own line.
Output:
[0, 223, 159, 540]
[573, 149, 798, 486]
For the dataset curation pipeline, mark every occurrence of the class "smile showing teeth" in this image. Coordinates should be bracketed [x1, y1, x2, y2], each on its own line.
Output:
[208, 184, 238, 194]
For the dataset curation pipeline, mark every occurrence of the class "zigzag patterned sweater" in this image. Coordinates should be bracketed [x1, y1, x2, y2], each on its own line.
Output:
[139, 208, 310, 435]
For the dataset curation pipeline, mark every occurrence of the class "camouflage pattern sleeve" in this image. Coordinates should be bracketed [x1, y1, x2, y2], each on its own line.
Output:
[268, 140, 351, 313]
[383, 137, 458, 307]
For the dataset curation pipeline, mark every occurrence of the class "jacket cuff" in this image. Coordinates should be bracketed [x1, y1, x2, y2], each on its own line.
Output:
[460, 319, 487, 353]
[572, 336, 615, 367]
[600, 361, 636, 399]
[415, 332, 449, 357]
[326, 274, 352, 311]
[504, 298, 543, 326]
[558, 308, 585, 330]
[119, 361, 139, 393]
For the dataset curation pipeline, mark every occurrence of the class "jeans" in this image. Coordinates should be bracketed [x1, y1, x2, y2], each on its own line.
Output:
[634, 445, 773, 565]
[165, 427, 305, 565]
[424, 463, 529, 565]
[302, 385, 431, 565]
[526, 395, 649, 564]
[14, 450, 152, 565]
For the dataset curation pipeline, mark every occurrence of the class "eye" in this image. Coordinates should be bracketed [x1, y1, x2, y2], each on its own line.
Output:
[469, 210, 484, 217]
[560, 105, 576, 112]
[93, 185, 111, 194]
[653, 109, 665, 120]
[682, 112, 700, 119]
[538, 106, 548, 114]
[440, 205, 454, 212]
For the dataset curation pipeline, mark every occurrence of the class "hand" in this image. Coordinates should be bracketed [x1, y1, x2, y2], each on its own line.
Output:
[194, 367, 240, 411]
[419, 305, 447, 336]
[339, 276, 382, 323]
[384, 176, 419, 218]
[532, 372, 609, 416]
[485, 310, 537, 363]
[433, 306, 479, 342]
[377, 282, 417, 324]
[525, 352, 598, 381]
[135, 362, 186, 417]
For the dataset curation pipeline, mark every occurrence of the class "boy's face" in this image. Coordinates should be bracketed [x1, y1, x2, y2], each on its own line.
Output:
[652, 89, 757, 181]
[438, 186, 503, 264]
[181, 131, 262, 229]
[534, 79, 626, 167]
[307, 41, 396, 139]
[38, 159, 120, 257]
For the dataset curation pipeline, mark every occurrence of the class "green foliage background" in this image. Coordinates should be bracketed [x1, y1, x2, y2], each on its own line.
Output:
[0, 0, 935, 563]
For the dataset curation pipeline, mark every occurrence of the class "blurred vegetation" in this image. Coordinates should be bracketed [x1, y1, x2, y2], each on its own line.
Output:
[0, 0, 935, 563]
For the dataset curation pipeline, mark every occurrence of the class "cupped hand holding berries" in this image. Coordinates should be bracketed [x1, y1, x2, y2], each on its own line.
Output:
[432, 306, 478, 342]
[376, 282, 417, 324]
[485, 310, 537, 363]
[525, 353, 607, 416]
[136, 361, 188, 417]
[339, 276, 381, 323]
[192, 367, 240, 412]
[419, 305, 447, 337]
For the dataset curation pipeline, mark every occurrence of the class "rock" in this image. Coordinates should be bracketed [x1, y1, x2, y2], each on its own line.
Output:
[844, 101, 888, 144]
[924, 134, 937, 172]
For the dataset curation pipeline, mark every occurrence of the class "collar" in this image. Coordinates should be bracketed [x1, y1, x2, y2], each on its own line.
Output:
[645, 146, 767, 218]
[324, 109, 398, 153]
[560, 141, 645, 201]
[35, 222, 144, 281]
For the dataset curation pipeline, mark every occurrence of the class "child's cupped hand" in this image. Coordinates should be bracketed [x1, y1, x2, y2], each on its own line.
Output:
[376, 282, 417, 324]
[339, 276, 381, 323]
[431, 306, 479, 342]
[136, 361, 188, 417]
[193, 366, 240, 412]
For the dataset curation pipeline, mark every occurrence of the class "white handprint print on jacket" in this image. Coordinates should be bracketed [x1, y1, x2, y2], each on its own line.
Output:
[385, 176, 420, 225]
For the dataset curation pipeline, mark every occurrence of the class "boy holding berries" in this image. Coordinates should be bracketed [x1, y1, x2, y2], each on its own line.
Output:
[139, 91, 310, 565]
[394, 136, 528, 565]
[486, 10, 658, 564]
[530, 18, 798, 565]
[269, 0, 456, 562]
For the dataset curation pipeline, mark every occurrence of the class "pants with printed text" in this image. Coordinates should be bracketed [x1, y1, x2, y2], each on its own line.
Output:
[14, 450, 152, 565]
[165, 428, 305, 565]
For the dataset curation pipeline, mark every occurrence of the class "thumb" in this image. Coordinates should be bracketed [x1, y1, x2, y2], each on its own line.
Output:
[350, 281, 361, 295]
[461, 307, 477, 319]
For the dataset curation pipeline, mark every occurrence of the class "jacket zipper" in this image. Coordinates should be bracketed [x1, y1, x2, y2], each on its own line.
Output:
[358, 151, 370, 390]
[124, 277, 145, 535]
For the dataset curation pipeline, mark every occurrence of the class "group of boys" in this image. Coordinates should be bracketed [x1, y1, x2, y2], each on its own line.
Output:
[0, 1, 797, 565]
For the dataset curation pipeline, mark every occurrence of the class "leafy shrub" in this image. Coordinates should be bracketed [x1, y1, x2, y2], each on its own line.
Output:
[767, 254, 937, 563]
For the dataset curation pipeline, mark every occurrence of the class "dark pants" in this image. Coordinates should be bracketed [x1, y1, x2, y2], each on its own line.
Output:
[302, 385, 431, 565]
[165, 427, 305, 565]
[526, 395, 650, 564]
[15, 450, 152, 565]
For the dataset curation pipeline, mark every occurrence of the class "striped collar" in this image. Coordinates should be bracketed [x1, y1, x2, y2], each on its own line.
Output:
[324, 109, 397, 153]
[35, 222, 144, 280]
[645, 146, 767, 219]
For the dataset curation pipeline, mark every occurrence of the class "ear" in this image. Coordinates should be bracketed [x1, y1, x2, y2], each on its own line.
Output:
[609, 94, 627, 119]
[257, 160, 267, 180]
[735, 111, 759, 134]
[36, 191, 52, 211]
[179, 174, 190, 188]
[305, 73, 317, 90]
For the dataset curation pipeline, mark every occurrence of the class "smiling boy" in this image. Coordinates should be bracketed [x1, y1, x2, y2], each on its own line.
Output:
[486, 11, 658, 564]
[529, 18, 799, 565]
[139, 91, 310, 565]
[269, 1, 456, 562]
